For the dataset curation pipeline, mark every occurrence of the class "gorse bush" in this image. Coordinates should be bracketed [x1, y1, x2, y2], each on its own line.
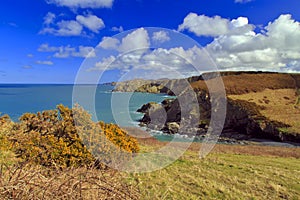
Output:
[0, 104, 139, 168]
[0, 115, 18, 165]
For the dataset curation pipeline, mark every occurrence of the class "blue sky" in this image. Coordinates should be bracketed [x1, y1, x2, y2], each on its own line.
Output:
[0, 0, 300, 83]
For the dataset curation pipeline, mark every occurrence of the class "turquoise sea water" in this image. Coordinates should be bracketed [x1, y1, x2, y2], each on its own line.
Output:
[0, 84, 170, 126]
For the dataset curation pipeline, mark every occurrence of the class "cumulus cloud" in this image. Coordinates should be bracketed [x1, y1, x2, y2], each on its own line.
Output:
[152, 31, 170, 43]
[43, 12, 56, 25]
[98, 37, 120, 49]
[97, 28, 150, 53]
[35, 60, 54, 65]
[111, 26, 124, 32]
[91, 56, 116, 71]
[76, 14, 105, 33]
[38, 43, 59, 52]
[40, 13, 105, 36]
[73, 46, 96, 58]
[89, 44, 211, 79]
[40, 20, 83, 36]
[118, 28, 150, 53]
[89, 14, 300, 79]
[38, 44, 96, 58]
[205, 14, 300, 71]
[46, 0, 114, 9]
[178, 13, 254, 37]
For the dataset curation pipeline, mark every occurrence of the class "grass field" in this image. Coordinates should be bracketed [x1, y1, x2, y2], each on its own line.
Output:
[126, 138, 300, 199]
[1, 138, 299, 199]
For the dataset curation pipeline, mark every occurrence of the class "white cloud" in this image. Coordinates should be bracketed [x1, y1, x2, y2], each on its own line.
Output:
[38, 44, 96, 58]
[118, 28, 150, 53]
[38, 43, 59, 52]
[88, 28, 215, 78]
[76, 14, 105, 33]
[90, 14, 300, 78]
[54, 45, 96, 58]
[98, 37, 120, 49]
[91, 56, 116, 71]
[152, 31, 170, 43]
[111, 26, 124, 32]
[35, 60, 54, 65]
[178, 13, 254, 37]
[40, 20, 83, 36]
[27, 54, 34, 58]
[73, 46, 96, 58]
[40, 12, 105, 36]
[97, 28, 150, 53]
[47, 0, 114, 9]
[89, 44, 210, 79]
[178, 13, 229, 37]
[205, 14, 300, 71]
[43, 12, 56, 25]
[53, 46, 75, 58]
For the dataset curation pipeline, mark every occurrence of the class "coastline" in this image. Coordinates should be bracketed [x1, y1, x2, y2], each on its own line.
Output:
[113, 72, 300, 146]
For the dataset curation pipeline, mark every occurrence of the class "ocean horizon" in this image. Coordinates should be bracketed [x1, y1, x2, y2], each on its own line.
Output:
[0, 84, 169, 126]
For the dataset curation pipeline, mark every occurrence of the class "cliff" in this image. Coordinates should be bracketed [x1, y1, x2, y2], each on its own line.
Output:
[134, 72, 300, 143]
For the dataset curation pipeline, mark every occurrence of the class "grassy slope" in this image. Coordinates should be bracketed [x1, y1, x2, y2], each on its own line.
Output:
[191, 72, 300, 138]
[129, 139, 300, 199]
[229, 89, 300, 135]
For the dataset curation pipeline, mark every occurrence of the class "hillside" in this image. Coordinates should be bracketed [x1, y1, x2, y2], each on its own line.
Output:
[191, 72, 298, 95]
[125, 72, 300, 143]
[130, 137, 300, 199]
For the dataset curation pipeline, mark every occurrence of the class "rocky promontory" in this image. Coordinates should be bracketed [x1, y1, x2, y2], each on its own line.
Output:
[117, 72, 300, 143]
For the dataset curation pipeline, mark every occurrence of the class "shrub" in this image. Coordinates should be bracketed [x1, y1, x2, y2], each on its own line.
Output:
[1, 105, 139, 168]
[0, 115, 18, 165]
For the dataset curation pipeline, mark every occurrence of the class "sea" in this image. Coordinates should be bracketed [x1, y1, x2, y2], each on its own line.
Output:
[0, 84, 168, 123]
[0, 84, 192, 142]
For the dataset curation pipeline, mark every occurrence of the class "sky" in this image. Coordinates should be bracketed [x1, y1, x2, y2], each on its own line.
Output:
[0, 0, 300, 83]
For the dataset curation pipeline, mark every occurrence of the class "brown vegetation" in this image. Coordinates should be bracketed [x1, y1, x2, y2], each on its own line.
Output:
[137, 137, 300, 158]
[229, 89, 300, 134]
[0, 163, 139, 199]
[191, 72, 297, 95]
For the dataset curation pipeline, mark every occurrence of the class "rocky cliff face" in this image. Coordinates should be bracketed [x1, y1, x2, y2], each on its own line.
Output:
[137, 90, 300, 143]
[115, 71, 300, 143]
[113, 76, 204, 95]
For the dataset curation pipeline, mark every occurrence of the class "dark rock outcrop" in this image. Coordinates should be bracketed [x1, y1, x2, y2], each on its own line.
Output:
[137, 91, 300, 143]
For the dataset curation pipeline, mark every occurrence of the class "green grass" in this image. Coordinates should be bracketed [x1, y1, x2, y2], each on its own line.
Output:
[127, 144, 300, 199]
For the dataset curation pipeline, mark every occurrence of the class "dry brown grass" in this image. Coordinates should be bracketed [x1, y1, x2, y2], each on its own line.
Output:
[229, 89, 300, 133]
[0, 163, 139, 200]
[191, 73, 297, 95]
[137, 137, 300, 158]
